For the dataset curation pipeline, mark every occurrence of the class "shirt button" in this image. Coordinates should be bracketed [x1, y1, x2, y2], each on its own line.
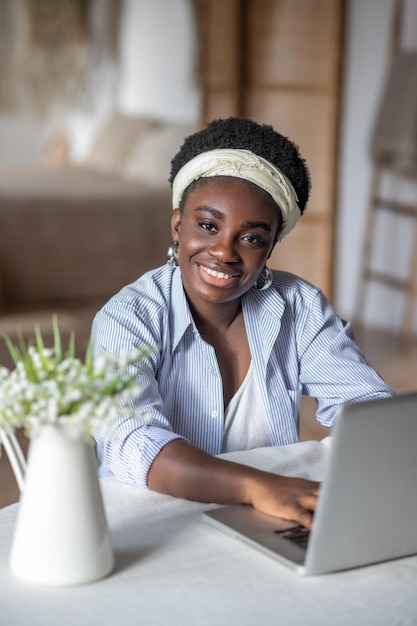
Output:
[211, 410, 219, 418]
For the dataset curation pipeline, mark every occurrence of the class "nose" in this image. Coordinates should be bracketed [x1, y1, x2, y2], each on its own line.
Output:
[208, 234, 240, 263]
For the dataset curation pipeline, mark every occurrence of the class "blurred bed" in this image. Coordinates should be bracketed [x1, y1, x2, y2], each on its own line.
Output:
[0, 113, 196, 363]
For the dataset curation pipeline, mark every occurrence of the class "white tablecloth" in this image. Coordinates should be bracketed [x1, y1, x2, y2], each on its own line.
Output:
[1, 439, 417, 626]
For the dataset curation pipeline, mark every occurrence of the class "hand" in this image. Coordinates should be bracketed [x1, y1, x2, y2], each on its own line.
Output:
[148, 439, 319, 528]
[246, 473, 320, 529]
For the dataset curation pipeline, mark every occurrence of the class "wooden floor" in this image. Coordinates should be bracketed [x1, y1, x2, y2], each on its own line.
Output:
[1, 325, 416, 509]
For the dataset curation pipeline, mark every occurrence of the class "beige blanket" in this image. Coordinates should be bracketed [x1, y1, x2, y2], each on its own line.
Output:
[0, 165, 171, 309]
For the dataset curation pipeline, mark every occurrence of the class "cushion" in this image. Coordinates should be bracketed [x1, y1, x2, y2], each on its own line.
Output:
[121, 123, 197, 187]
[82, 112, 161, 172]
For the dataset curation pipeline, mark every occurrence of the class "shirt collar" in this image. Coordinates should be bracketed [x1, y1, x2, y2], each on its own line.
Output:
[170, 268, 195, 351]
[243, 280, 286, 320]
[170, 267, 286, 352]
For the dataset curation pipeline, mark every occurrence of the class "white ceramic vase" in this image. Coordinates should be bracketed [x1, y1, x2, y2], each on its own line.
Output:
[9, 423, 114, 586]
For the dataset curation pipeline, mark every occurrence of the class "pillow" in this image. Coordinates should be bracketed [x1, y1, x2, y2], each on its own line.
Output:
[82, 112, 161, 172]
[121, 123, 197, 187]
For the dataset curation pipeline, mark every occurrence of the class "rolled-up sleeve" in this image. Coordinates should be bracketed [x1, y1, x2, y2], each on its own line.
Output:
[296, 290, 394, 425]
[91, 280, 185, 488]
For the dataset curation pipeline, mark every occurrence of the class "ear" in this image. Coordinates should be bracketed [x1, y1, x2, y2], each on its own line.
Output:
[171, 208, 181, 240]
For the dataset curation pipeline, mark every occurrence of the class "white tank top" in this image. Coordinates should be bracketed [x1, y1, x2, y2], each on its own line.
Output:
[222, 361, 270, 453]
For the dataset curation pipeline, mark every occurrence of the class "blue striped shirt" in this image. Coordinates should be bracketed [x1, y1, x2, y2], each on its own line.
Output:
[92, 265, 393, 488]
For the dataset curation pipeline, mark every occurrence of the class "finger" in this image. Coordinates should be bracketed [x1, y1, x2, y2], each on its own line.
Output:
[274, 503, 314, 530]
[278, 507, 314, 530]
[291, 492, 318, 528]
[303, 482, 320, 496]
[299, 493, 318, 511]
[295, 508, 314, 530]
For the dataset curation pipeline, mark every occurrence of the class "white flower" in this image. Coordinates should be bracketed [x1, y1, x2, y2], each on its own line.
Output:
[0, 317, 150, 441]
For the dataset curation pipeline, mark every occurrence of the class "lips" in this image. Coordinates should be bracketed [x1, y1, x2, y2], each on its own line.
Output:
[199, 265, 240, 280]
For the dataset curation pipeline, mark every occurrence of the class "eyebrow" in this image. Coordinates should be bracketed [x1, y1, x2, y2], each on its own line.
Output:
[241, 220, 272, 232]
[194, 206, 272, 232]
[195, 206, 225, 220]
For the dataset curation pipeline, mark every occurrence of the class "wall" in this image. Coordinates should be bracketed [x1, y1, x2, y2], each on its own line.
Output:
[117, 0, 200, 120]
[67, 0, 201, 160]
[0, 0, 201, 163]
[336, 0, 417, 335]
[1, 0, 417, 336]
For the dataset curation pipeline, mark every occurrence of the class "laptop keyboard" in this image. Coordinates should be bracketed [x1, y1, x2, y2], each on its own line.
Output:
[274, 525, 310, 549]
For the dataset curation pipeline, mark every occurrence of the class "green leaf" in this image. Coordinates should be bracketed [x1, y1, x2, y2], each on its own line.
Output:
[1, 332, 22, 367]
[34, 325, 51, 372]
[52, 315, 63, 362]
[17, 330, 29, 360]
[84, 339, 94, 375]
[34, 325, 45, 353]
[15, 331, 39, 382]
[65, 332, 76, 359]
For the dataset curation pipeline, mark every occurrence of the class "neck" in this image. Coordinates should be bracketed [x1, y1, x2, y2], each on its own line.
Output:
[188, 299, 243, 336]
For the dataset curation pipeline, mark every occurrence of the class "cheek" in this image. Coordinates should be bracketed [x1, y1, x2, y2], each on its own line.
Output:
[178, 222, 204, 246]
[177, 228, 203, 259]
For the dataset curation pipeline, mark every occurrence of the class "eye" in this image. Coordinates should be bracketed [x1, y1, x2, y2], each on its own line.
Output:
[242, 233, 267, 247]
[199, 220, 218, 233]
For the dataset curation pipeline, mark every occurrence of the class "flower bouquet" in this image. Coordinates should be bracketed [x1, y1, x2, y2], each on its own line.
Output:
[0, 316, 146, 443]
[0, 316, 148, 587]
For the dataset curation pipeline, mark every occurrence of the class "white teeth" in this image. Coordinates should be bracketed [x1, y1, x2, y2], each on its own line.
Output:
[202, 266, 232, 280]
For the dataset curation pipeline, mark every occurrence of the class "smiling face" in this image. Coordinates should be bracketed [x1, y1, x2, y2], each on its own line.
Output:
[171, 176, 281, 317]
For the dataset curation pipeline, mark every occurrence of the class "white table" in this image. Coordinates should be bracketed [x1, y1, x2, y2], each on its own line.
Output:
[1, 440, 417, 626]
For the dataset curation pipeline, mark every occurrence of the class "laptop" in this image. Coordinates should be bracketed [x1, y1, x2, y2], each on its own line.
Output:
[203, 391, 417, 576]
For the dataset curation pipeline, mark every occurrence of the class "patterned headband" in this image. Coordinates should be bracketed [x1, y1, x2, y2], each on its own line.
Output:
[171, 148, 300, 240]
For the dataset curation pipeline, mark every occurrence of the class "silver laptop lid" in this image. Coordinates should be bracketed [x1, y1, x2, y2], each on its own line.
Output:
[304, 391, 417, 575]
[204, 392, 417, 576]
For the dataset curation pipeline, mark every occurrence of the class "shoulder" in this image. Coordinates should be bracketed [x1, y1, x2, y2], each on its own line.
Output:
[92, 266, 179, 355]
[95, 265, 177, 329]
[270, 270, 322, 305]
[269, 270, 347, 342]
[244, 270, 331, 332]
[105, 265, 174, 309]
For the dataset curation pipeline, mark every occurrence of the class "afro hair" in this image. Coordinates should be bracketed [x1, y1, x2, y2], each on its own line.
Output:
[169, 117, 311, 215]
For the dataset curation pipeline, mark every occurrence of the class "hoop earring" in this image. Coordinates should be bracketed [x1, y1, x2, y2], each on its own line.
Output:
[167, 241, 179, 266]
[254, 266, 273, 291]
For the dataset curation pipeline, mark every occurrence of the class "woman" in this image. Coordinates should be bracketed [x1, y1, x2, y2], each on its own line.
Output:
[92, 117, 393, 529]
